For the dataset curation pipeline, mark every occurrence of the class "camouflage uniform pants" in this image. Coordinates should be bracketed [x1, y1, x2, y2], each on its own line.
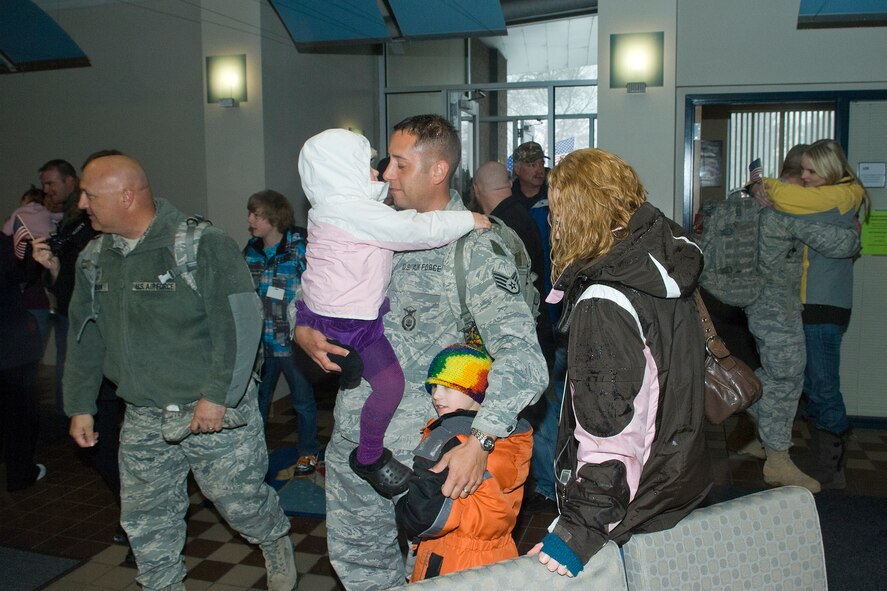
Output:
[119, 392, 290, 591]
[326, 429, 412, 590]
[744, 292, 806, 451]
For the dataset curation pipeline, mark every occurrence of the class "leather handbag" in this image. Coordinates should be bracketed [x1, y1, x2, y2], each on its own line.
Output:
[694, 291, 763, 424]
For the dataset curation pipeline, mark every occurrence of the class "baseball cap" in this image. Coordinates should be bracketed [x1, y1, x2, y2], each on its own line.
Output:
[512, 141, 548, 164]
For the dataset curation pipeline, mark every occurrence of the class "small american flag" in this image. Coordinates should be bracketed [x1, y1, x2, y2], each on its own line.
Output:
[748, 158, 763, 183]
[553, 137, 575, 165]
[12, 215, 33, 260]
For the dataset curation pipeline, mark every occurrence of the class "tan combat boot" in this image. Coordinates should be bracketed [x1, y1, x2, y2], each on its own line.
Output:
[736, 438, 767, 460]
[763, 449, 821, 493]
[261, 535, 298, 591]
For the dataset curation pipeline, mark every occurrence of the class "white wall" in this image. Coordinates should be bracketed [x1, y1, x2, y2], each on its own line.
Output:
[597, 0, 678, 217]
[0, 0, 208, 220]
[842, 101, 887, 418]
[675, 1, 887, 87]
[0, 1, 380, 239]
[259, 1, 379, 228]
[201, 0, 266, 242]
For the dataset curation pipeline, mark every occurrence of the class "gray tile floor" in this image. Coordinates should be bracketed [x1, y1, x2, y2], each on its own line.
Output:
[2, 366, 885, 590]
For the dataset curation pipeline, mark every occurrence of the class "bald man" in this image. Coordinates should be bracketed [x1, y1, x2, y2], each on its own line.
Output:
[62, 155, 297, 591]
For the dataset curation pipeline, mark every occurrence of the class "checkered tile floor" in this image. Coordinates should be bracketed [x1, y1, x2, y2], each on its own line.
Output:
[1, 366, 886, 590]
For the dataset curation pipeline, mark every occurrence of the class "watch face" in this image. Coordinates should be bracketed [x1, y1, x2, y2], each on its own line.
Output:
[472, 428, 494, 451]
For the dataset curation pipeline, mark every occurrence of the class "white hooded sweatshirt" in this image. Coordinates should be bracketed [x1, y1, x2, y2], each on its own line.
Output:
[298, 128, 474, 320]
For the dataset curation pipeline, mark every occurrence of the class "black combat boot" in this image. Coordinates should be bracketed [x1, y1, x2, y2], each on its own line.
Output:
[808, 429, 847, 490]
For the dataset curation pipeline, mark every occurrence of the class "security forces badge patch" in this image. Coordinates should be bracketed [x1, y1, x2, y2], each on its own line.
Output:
[402, 306, 417, 331]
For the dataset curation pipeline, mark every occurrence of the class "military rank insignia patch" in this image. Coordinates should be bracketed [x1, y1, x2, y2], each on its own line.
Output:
[492, 269, 520, 295]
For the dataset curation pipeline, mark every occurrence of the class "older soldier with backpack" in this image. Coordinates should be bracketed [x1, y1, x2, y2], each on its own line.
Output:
[63, 155, 297, 591]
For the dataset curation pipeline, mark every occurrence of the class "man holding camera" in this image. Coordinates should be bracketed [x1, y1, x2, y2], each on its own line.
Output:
[32, 159, 97, 414]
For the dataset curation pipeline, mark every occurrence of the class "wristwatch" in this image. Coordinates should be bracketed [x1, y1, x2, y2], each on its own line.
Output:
[470, 428, 496, 452]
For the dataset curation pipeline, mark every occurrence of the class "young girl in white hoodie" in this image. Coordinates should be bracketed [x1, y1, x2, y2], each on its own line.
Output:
[295, 128, 489, 497]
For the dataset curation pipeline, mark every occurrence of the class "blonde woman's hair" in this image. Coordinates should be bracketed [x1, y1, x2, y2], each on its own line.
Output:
[548, 148, 647, 282]
[780, 143, 809, 179]
[804, 139, 871, 220]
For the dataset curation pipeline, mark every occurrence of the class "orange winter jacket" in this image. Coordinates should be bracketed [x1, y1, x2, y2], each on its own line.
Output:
[395, 410, 532, 582]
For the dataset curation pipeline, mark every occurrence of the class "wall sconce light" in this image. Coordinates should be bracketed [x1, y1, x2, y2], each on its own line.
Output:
[609, 32, 664, 93]
[206, 54, 247, 107]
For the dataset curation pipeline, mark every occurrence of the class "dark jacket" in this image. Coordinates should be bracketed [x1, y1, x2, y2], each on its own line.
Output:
[1, 234, 42, 370]
[64, 198, 262, 415]
[47, 192, 97, 316]
[512, 178, 559, 324]
[550, 202, 712, 565]
[395, 411, 532, 581]
[489, 196, 555, 367]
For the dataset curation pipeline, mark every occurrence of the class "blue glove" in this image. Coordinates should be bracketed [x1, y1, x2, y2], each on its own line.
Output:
[540, 532, 584, 576]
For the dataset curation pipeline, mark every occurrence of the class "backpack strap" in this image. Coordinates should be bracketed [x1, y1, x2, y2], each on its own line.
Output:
[454, 234, 472, 334]
[75, 234, 109, 342]
[158, 216, 211, 293]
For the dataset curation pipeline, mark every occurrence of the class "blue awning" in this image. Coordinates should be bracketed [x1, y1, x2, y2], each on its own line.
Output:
[269, 0, 391, 45]
[798, 0, 887, 28]
[388, 0, 506, 38]
[268, 0, 507, 47]
[0, 0, 90, 74]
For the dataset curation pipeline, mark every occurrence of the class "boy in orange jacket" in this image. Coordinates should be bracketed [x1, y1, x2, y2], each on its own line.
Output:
[395, 344, 533, 581]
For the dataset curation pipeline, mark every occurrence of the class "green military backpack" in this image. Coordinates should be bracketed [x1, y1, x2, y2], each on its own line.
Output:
[695, 190, 763, 308]
[77, 216, 212, 338]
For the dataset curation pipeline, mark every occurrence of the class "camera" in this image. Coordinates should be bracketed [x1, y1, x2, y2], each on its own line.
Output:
[46, 220, 89, 257]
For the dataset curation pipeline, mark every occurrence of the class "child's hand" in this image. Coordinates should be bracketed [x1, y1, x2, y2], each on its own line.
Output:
[472, 212, 492, 230]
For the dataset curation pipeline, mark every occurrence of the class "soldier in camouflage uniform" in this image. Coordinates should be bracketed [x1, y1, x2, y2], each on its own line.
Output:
[64, 155, 297, 591]
[742, 205, 858, 493]
[295, 115, 547, 590]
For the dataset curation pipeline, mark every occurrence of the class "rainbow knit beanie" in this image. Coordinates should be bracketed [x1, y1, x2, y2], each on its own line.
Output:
[425, 344, 492, 403]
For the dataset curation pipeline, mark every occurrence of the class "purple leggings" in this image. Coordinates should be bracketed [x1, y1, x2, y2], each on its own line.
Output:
[356, 336, 405, 465]
[295, 300, 404, 464]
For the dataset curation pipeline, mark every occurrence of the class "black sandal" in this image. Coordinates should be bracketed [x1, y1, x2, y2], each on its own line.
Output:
[349, 448, 412, 498]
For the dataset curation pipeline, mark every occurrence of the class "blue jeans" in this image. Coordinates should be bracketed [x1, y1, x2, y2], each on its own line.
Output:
[531, 346, 567, 500]
[258, 354, 319, 456]
[803, 323, 849, 435]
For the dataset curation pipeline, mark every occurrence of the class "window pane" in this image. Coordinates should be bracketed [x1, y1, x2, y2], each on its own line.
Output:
[555, 86, 598, 116]
[554, 118, 592, 165]
[727, 108, 835, 191]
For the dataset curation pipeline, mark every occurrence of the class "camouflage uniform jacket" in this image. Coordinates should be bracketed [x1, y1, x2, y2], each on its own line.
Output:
[754, 207, 860, 314]
[766, 178, 864, 315]
[64, 198, 262, 416]
[243, 227, 307, 357]
[331, 193, 547, 451]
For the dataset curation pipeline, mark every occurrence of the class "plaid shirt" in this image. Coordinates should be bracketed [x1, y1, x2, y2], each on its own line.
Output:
[243, 227, 307, 356]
